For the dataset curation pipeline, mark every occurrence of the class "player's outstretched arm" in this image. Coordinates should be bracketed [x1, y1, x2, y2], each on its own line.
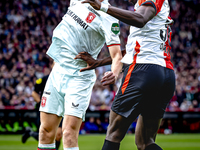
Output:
[74, 52, 112, 72]
[82, 0, 156, 27]
[74, 50, 126, 72]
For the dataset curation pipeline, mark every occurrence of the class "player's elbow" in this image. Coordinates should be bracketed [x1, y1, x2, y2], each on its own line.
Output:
[129, 14, 146, 28]
[139, 19, 146, 28]
[133, 18, 146, 28]
[136, 22, 145, 28]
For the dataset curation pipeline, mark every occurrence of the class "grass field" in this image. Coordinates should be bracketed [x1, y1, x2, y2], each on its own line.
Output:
[0, 133, 200, 150]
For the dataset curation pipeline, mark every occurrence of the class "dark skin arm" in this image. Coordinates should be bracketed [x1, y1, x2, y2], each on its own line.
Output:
[74, 52, 112, 72]
[74, 50, 126, 72]
[82, 0, 156, 27]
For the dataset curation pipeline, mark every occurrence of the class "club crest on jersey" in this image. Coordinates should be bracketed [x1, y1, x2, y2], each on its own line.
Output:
[111, 23, 120, 35]
[86, 12, 96, 23]
[41, 96, 47, 107]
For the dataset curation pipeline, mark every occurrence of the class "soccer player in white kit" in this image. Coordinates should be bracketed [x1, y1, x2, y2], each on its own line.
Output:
[37, 0, 122, 150]
[81, 0, 176, 150]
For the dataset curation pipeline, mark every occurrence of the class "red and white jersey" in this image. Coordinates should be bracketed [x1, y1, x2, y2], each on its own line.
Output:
[121, 0, 174, 70]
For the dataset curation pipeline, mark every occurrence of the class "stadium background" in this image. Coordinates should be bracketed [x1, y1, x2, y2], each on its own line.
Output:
[0, 0, 200, 149]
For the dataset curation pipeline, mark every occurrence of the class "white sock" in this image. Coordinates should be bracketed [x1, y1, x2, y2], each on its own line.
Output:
[64, 147, 79, 150]
[38, 143, 55, 149]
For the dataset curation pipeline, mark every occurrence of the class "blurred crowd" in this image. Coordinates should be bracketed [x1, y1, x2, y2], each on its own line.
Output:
[0, 0, 200, 112]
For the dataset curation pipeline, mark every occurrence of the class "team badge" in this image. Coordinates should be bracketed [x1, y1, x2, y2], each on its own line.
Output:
[86, 12, 96, 23]
[111, 23, 120, 35]
[41, 96, 47, 107]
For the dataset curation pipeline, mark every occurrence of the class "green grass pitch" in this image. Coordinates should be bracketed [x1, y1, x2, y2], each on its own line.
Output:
[0, 134, 200, 150]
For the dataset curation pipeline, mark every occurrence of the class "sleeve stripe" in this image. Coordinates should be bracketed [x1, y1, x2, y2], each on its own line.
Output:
[107, 44, 120, 47]
[141, 1, 157, 15]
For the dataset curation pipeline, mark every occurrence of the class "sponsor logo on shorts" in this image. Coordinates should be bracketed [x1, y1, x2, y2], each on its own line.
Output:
[41, 96, 47, 107]
[72, 102, 79, 108]
[44, 91, 51, 95]
[86, 12, 96, 23]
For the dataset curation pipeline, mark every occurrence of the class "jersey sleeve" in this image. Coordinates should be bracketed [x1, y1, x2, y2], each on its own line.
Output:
[140, 0, 165, 15]
[34, 78, 44, 94]
[101, 16, 121, 47]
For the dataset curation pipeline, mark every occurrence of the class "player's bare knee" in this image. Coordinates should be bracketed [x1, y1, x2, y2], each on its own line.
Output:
[106, 128, 124, 143]
[63, 128, 77, 140]
[39, 125, 55, 142]
[106, 122, 126, 142]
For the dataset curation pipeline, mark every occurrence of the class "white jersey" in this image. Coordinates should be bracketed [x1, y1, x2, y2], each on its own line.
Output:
[121, 0, 174, 70]
[47, 0, 120, 73]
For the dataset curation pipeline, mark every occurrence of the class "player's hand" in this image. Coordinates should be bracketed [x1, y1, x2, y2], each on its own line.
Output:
[82, 0, 101, 10]
[74, 52, 99, 72]
[101, 71, 117, 86]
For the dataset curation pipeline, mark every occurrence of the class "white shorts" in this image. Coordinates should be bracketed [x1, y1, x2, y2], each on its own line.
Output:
[39, 63, 96, 121]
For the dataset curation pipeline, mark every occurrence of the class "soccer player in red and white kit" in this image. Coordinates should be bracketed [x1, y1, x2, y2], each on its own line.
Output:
[80, 0, 176, 150]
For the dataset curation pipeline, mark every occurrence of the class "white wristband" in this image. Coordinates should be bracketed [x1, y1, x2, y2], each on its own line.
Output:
[100, 3, 109, 13]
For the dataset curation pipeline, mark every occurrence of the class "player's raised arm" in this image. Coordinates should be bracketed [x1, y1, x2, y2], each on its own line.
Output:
[82, 0, 156, 27]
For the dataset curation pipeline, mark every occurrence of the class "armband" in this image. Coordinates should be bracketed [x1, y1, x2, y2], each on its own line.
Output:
[100, 3, 109, 13]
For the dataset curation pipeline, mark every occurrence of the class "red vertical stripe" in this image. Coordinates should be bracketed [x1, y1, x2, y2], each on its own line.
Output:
[121, 41, 140, 94]
[164, 51, 173, 70]
[169, 32, 172, 42]
[164, 27, 174, 70]
[155, 0, 165, 15]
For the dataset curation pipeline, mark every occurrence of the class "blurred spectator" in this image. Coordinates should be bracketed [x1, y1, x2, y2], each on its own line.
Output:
[96, 118, 106, 133]
[84, 117, 99, 133]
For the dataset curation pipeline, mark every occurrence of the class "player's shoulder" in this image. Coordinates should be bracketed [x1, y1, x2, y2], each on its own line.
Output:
[100, 13, 119, 30]
[102, 12, 119, 22]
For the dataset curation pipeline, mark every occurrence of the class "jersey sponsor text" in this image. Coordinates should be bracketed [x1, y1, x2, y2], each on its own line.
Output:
[67, 9, 89, 30]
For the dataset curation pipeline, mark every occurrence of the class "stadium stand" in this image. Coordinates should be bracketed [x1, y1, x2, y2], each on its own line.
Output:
[0, 0, 200, 133]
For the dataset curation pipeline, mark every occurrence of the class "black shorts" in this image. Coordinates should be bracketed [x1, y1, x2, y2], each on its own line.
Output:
[112, 64, 175, 119]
